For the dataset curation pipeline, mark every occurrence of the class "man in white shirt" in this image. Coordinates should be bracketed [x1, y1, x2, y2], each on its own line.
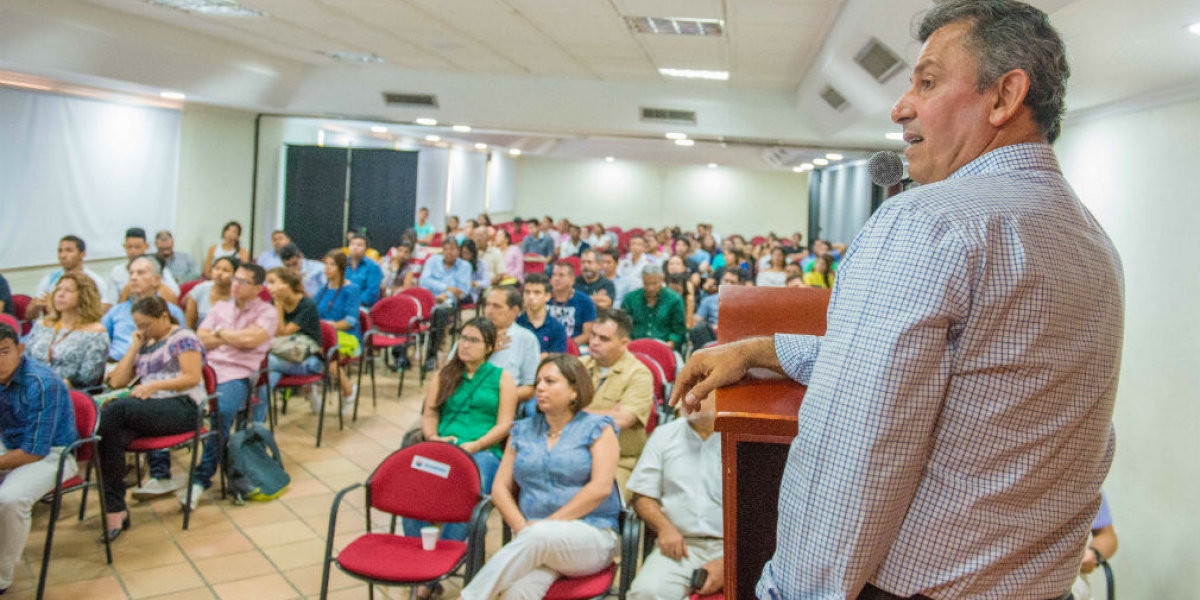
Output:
[32, 235, 116, 314]
[108, 228, 179, 303]
[627, 392, 724, 600]
[480, 286, 539, 402]
[255, 230, 291, 270]
[616, 236, 656, 300]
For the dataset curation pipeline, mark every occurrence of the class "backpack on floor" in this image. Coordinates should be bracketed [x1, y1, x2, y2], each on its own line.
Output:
[226, 424, 290, 503]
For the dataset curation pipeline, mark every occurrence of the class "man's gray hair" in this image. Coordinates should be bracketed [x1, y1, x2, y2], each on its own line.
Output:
[917, 0, 1069, 143]
[129, 256, 162, 277]
[642, 264, 664, 277]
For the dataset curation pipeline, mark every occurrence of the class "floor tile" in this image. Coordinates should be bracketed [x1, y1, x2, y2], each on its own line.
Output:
[211, 572, 301, 600]
[120, 562, 205, 598]
[40, 575, 126, 600]
[241, 520, 320, 548]
[192, 549, 277, 584]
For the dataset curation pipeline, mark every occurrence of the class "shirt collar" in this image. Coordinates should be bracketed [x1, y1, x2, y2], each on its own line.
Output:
[948, 142, 1061, 181]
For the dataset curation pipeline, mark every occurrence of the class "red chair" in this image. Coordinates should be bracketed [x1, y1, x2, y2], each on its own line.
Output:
[396, 287, 436, 382]
[320, 442, 493, 599]
[630, 339, 677, 422]
[127, 365, 220, 530]
[257, 287, 272, 303]
[750, 236, 767, 247]
[177, 278, 206, 307]
[274, 322, 340, 447]
[632, 352, 665, 436]
[692, 593, 724, 600]
[562, 256, 582, 277]
[0, 314, 18, 333]
[523, 254, 548, 278]
[12, 293, 33, 335]
[360, 296, 422, 405]
[565, 337, 580, 357]
[430, 232, 444, 247]
[37, 391, 105, 599]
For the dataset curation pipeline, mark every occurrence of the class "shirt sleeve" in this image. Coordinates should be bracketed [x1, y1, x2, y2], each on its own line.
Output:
[666, 294, 687, 348]
[620, 363, 655, 427]
[341, 286, 362, 329]
[19, 373, 60, 457]
[775, 334, 823, 385]
[420, 264, 448, 296]
[253, 304, 279, 350]
[625, 424, 665, 499]
[363, 263, 383, 305]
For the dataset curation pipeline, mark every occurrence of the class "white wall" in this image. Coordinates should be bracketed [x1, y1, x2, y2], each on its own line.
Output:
[4, 102, 256, 295]
[1055, 96, 1200, 598]
[513, 157, 809, 237]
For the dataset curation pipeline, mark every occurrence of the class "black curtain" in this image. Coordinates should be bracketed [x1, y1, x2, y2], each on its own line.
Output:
[347, 149, 419, 252]
[284, 146, 348, 260]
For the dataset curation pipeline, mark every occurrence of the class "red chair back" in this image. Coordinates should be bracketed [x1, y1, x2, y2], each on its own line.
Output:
[178, 279, 205, 306]
[565, 337, 580, 357]
[562, 256, 582, 277]
[202, 364, 218, 396]
[12, 294, 32, 321]
[628, 339, 676, 383]
[319, 321, 339, 357]
[632, 352, 665, 436]
[258, 287, 272, 303]
[523, 254, 546, 277]
[369, 442, 482, 524]
[370, 295, 420, 335]
[0, 314, 19, 334]
[68, 391, 99, 463]
[397, 287, 435, 320]
[358, 308, 371, 336]
[430, 233, 444, 247]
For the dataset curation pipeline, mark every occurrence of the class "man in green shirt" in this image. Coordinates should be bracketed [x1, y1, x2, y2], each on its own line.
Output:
[621, 264, 687, 349]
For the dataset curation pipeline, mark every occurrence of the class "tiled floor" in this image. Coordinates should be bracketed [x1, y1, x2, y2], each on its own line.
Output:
[10, 365, 484, 600]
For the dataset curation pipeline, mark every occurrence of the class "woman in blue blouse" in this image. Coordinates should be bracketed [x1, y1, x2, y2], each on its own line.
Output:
[314, 250, 361, 411]
[460, 354, 621, 600]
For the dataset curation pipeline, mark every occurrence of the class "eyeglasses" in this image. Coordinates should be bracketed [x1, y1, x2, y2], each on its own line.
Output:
[231, 277, 255, 286]
[459, 335, 485, 345]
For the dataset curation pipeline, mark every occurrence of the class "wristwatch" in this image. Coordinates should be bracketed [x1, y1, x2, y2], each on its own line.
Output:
[1089, 545, 1106, 564]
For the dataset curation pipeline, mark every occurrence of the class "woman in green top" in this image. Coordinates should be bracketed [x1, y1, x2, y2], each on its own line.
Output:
[405, 317, 517, 543]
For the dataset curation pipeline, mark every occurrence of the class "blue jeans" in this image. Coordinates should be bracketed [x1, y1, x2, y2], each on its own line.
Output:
[262, 354, 324, 398]
[402, 450, 500, 541]
[193, 378, 254, 489]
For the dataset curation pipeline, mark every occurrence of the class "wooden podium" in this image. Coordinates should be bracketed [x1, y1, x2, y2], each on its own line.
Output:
[715, 286, 829, 600]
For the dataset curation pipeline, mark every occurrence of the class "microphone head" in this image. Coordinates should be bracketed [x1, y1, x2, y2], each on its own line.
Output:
[868, 151, 905, 187]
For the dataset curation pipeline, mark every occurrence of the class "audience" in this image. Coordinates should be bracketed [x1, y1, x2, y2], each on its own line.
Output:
[102, 257, 186, 361]
[185, 255, 236, 329]
[263, 268, 324, 412]
[405, 317, 517, 577]
[202, 221, 251, 278]
[664, 272, 695, 331]
[0, 322, 78, 594]
[578, 309, 653, 496]
[481, 286, 540, 403]
[585, 223, 617, 252]
[279, 243, 326, 298]
[617, 236, 656, 295]
[803, 253, 836, 289]
[155, 230, 199, 283]
[460, 354, 622, 600]
[474, 228, 504, 287]
[255, 229, 291, 270]
[99, 297, 204, 538]
[314, 251, 361, 410]
[414, 206, 435, 245]
[111, 228, 180, 304]
[419, 237, 473, 372]
[32, 235, 116, 314]
[628, 392, 724, 600]
[670, 238, 701, 275]
[800, 239, 839, 273]
[460, 239, 490, 304]
[22, 272, 109, 389]
[599, 249, 623, 309]
[756, 247, 789, 287]
[341, 230, 383, 263]
[344, 234, 383, 307]
[547, 261, 597, 348]
[575, 249, 617, 313]
[516, 273, 568, 357]
[382, 242, 420, 296]
[557, 224, 589, 259]
[623, 265, 687, 350]
[689, 269, 743, 349]
[520, 217, 557, 265]
[492, 229, 524, 285]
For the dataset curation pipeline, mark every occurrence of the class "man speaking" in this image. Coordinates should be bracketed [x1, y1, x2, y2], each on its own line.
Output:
[671, 2, 1123, 599]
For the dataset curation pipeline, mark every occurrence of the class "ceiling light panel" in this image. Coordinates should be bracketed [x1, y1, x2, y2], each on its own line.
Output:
[659, 69, 729, 81]
[145, 0, 266, 17]
[319, 51, 385, 63]
[625, 17, 724, 37]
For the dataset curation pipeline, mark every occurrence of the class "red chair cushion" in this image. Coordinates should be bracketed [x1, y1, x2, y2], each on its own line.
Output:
[128, 430, 203, 452]
[367, 334, 412, 349]
[277, 374, 323, 387]
[544, 565, 616, 600]
[337, 534, 467, 583]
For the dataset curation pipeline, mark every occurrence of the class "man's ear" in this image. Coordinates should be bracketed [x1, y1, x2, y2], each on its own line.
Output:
[989, 68, 1032, 128]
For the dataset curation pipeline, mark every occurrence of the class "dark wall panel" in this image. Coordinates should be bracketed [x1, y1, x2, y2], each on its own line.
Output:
[347, 149, 419, 253]
[284, 145, 348, 259]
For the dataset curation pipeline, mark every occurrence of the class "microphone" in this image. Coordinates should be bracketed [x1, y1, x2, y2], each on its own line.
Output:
[868, 151, 909, 187]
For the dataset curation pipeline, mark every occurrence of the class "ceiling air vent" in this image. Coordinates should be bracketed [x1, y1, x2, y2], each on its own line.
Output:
[383, 92, 439, 108]
[625, 17, 723, 37]
[854, 38, 905, 83]
[640, 107, 697, 125]
[819, 86, 849, 111]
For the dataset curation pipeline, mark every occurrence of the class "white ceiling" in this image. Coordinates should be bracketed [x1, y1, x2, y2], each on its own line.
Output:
[1, 0, 1197, 170]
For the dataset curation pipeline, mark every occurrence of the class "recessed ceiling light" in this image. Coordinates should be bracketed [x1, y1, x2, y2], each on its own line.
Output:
[659, 69, 730, 81]
[453, 125, 471, 133]
[674, 139, 695, 147]
[665, 132, 688, 140]
[825, 153, 843, 161]
[1189, 21, 1200, 35]
[886, 132, 905, 141]
[509, 149, 521, 156]
[415, 118, 438, 126]
[475, 143, 488, 150]
[159, 91, 186, 100]
[318, 51, 385, 63]
[707, 163, 718, 169]
[370, 126, 388, 133]
[425, 135, 441, 142]
[146, 0, 266, 17]
[802, 163, 814, 171]
[605, 156, 616, 163]
[813, 158, 829, 166]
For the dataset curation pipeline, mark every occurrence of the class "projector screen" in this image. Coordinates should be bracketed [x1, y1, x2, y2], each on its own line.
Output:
[0, 87, 180, 269]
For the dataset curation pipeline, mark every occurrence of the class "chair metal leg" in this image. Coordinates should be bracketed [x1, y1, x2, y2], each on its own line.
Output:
[36, 486, 65, 599]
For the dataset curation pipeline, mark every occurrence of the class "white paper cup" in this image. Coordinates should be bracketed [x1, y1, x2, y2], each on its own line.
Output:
[421, 526, 439, 551]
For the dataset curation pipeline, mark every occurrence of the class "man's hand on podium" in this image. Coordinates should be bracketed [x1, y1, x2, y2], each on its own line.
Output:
[670, 336, 782, 414]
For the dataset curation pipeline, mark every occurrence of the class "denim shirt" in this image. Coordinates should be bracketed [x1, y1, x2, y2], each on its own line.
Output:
[0, 357, 77, 456]
[511, 411, 621, 531]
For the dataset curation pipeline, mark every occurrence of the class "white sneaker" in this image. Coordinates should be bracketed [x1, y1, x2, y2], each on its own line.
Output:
[177, 483, 205, 512]
[308, 386, 322, 414]
[341, 385, 358, 418]
[131, 477, 181, 500]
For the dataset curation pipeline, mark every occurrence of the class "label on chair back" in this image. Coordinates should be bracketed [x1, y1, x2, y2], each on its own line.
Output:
[412, 455, 451, 478]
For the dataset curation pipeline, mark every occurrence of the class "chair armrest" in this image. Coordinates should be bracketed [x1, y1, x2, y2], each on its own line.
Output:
[324, 482, 365, 564]
[619, 508, 643, 595]
[464, 494, 495, 582]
